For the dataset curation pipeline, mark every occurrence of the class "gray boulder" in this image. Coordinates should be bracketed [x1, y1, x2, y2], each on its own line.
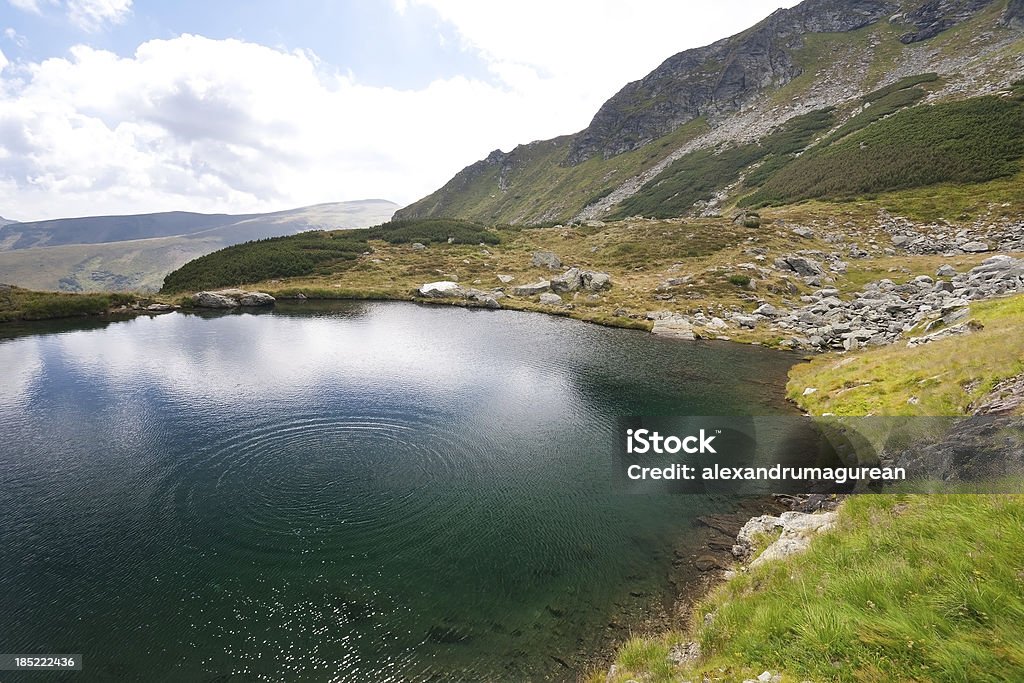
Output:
[193, 291, 240, 308]
[550, 267, 582, 293]
[961, 241, 991, 253]
[582, 270, 612, 291]
[652, 317, 696, 340]
[512, 280, 551, 296]
[792, 226, 815, 239]
[239, 292, 276, 307]
[465, 289, 502, 309]
[539, 292, 563, 305]
[774, 255, 825, 277]
[936, 264, 958, 277]
[531, 251, 562, 270]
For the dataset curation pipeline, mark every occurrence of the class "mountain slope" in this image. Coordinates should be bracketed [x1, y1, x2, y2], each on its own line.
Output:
[395, 0, 1024, 225]
[0, 200, 399, 292]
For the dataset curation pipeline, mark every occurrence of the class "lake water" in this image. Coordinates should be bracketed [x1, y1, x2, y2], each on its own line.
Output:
[0, 302, 797, 681]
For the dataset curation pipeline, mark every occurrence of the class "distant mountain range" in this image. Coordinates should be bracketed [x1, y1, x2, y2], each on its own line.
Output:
[396, 0, 1024, 225]
[0, 200, 398, 292]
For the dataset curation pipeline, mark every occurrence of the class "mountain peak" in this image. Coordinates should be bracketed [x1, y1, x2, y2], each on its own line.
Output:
[565, 0, 1001, 166]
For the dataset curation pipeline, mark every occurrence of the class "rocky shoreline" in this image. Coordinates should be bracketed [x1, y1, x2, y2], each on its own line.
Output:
[591, 494, 841, 682]
[648, 254, 1024, 350]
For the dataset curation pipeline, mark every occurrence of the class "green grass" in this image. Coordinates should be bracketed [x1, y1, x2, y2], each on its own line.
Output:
[0, 285, 136, 322]
[689, 494, 1024, 683]
[788, 294, 1024, 416]
[604, 495, 1024, 683]
[743, 96, 1024, 207]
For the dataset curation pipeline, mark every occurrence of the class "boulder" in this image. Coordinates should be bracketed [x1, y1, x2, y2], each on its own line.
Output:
[418, 281, 463, 298]
[658, 275, 692, 291]
[774, 255, 825, 277]
[239, 292, 276, 307]
[734, 511, 838, 567]
[582, 270, 612, 291]
[936, 264, 958, 277]
[652, 317, 696, 340]
[512, 280, 551, 296]
[465, 289, 502, 309]
[146, 303, 173, 312]
[753, 303, 780, 317]
[531, 251, 562, 270]
[791, 226, 815, 239]
[193, 291, 240, 308]
[496, 274, 515, 284]
[539, 292, 563, 305]
[550, 267, 582, 293]
[411, 242, 427, 251]
[961, 241, 991, 253]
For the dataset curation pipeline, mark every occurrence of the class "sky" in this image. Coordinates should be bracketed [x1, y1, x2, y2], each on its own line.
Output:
[0, 0, 800, 221]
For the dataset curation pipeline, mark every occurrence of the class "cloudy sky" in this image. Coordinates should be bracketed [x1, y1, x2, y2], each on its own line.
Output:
[0, 0, 799, 221]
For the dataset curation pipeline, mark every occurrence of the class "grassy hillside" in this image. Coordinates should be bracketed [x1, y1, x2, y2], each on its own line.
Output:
[161, 231, 369, 293]
[602, 493, 1024, 683]
[788, 295, 1024, 416]
[396, 121, 710, 225]
[160, 219, 501, 293]
[0, 201, 398, 293]
[598, 293, 1024, 682]
[0, 284, 136, 322]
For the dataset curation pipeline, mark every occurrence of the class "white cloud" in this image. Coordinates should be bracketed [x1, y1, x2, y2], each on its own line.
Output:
[0, 34, 573, 219]
[7, 0, 44, 13]
[66, 0, 132, 31]
[4, 27, 29, 47]
[404, 0, 801, 121]
[6, 0, 131, 30]
[0, 47, 8, 71]
[0, 2, 801, 220]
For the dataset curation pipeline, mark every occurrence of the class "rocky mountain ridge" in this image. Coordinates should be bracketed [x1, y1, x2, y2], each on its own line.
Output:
[396, 0, 1024, 226]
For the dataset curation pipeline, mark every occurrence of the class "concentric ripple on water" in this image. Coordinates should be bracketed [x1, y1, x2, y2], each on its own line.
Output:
[0, 302, 797, 681]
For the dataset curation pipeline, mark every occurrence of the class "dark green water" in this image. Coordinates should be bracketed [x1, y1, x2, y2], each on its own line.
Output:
[0, 302, 796, 681]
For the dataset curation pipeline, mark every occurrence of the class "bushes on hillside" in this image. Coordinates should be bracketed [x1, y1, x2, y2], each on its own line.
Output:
[741, 96, 1024, 207]
[161, 231, 367, 293]
[612, 108, 834, 219]
[366, 218, 500, 245]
